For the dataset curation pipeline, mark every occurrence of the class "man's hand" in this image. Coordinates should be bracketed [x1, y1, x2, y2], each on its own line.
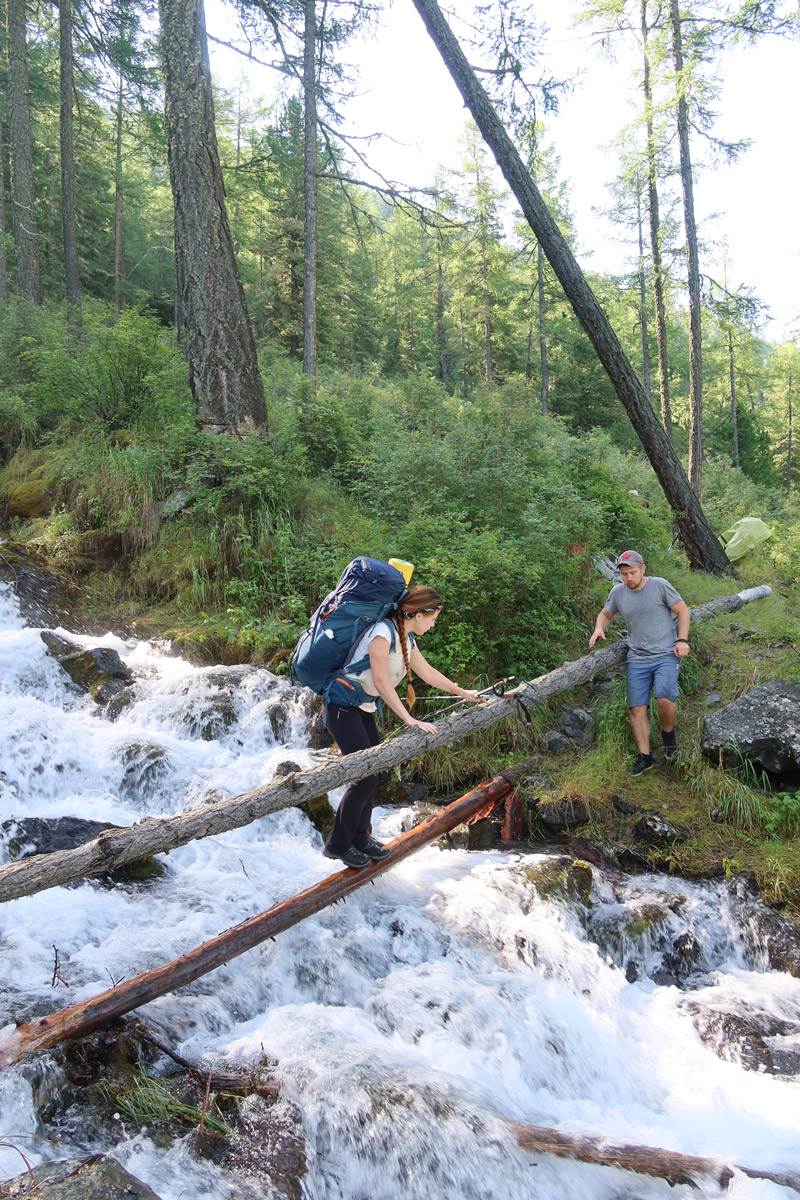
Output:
[674, 641, 691, 659]
[590, 609, 613, 648]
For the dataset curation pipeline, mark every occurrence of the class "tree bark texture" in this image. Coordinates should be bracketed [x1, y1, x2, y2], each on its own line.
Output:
[728, 328, 739, 467]
[58, 0, 80, 316]
[641, 0, 672, 436]
[0, 43, 6, 306]
[481, 225, 493, 382]
[6, 0, 41, 303]
[411, 0, 728, 572]
[636, 192, 652, 403]
[0, 772, 519, 1065]
[670, 0, 703, 494]
[114, 71, 124, 319]
[537, 241, 548, 414]
[787, 372, 793, 497]
[302, 0, 317, 381]
[158, 0, 267, 434]
[0, 587, 771, 906]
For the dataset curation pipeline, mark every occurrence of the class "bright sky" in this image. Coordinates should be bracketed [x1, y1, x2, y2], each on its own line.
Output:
[207, 0, 800, 341]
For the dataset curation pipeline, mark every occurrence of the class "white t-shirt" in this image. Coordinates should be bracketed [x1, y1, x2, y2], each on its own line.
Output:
[347, 619, 412, 712]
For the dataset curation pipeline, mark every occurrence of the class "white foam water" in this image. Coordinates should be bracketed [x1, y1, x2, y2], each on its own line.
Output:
[0, 583, 798, 1198]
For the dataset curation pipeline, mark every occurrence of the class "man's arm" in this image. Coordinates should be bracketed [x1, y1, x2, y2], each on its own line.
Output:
[670, 600, 691, 657]
[589, 608, 615, 648]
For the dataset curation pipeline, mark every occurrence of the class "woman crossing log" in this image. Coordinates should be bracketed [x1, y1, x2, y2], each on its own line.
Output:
[322, 584, 482, 868]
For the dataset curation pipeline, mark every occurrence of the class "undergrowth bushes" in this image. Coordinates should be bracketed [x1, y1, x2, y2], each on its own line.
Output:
[2, 300, 798, 680]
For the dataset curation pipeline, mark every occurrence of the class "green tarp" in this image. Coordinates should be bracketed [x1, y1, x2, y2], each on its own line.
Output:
[719, 517, 772, 562]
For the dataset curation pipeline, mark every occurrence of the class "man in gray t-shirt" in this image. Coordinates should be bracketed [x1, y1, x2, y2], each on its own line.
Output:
[589, 550, 691, 776]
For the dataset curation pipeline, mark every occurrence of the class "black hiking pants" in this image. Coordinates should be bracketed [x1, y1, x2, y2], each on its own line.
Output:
[324, 705, 381, 853]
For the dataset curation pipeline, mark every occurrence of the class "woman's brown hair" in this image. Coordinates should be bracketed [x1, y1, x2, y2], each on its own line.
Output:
[391, 586, 443, 711]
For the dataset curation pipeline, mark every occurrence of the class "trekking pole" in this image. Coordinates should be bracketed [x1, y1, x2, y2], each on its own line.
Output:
[425, 676, 519, 721]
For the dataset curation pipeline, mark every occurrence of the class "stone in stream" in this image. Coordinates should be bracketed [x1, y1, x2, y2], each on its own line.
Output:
[1, 1156, 164, 1200]
[523, 855, 594, 907]
[40, 630, 83, 659]
[58, 645, 134, 705]
[700, 680, 800, 782]
[684, 1005, 775, 1073]
[0, 817, 166, 885]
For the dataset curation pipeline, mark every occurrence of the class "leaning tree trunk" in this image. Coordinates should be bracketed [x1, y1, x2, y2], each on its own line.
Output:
[410, 0, 729, 572]
[0, 586, 770, 905]
[641, 0, 672, 437]
[302, 0, 317, 382]
[670, 0, 703, 494]
[6, 0, 41, 303]
[158, 0, 267, 434]
[58, 0, 80, 318]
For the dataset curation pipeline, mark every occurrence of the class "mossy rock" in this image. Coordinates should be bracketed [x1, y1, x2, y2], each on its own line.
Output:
[625, 903, 670, 938]
[8, 480, 51, 518]
[524, 856, 594, 907]
[299, 793, 335, 837]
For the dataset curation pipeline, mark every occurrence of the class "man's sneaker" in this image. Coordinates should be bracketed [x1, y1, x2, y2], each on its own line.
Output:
[324, 845, 370, 869]
[630, 753, 655, 777]
[358, 837, 391, 862]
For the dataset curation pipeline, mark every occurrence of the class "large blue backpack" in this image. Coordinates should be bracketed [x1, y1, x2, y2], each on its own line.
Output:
[290, 557, 409, 707]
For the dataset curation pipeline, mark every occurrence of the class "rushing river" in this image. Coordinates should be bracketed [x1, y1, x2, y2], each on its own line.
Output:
[0, 581, 799, 1199]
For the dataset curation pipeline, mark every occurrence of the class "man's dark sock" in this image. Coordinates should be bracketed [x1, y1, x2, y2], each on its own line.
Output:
[662, 729, 677, 745]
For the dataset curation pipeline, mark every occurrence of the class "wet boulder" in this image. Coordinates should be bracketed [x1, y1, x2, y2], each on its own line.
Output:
[0, 542, 74, 628]
[58, 646, 134, 705]
[1, 1156, 164, 1200]
[1, 817, 166, 885]
[41, 630, 82, 658]
[2, 815, 114, 857]
[105, 688, 135, 721]
[443, 817, 498, 850]
[728, 881, 800, 979]
[523, 855, 594, 907]
[307, 713, 334, 749]
[685, 1005, 775, 1073]
[633, 812, 693, 847]
[700, 681, 800, 782]
[113, 741, 174, 803]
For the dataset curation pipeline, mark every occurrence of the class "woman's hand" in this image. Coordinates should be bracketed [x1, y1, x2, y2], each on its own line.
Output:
[409, 718, 438, 735]
[457, 688, 484, 703]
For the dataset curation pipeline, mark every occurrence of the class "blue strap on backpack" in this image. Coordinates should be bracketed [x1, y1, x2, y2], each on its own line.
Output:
[290, 557, 409, 705]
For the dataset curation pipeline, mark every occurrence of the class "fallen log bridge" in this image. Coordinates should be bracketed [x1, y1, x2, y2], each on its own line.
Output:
[0, 768, 521, 1067]
[0, 585, 771, 906]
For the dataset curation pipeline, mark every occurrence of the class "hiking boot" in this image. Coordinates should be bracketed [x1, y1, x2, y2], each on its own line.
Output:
[630, 753, 655, 777]
[358, 837, 391, 862]
[324, 845, 370, 869]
